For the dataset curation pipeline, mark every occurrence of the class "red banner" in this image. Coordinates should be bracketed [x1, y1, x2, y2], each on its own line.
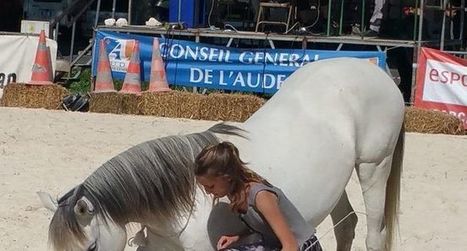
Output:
[414, 47, 467, 129]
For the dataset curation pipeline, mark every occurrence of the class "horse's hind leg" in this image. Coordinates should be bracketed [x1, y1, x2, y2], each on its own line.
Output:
[356, 156, 392, 251]
[330, 190, 358, 251]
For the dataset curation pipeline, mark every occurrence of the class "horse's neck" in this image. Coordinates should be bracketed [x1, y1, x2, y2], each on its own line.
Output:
[135, 222, 184, 251]
[178, 188, 217, 250]
[142, 190, 214, 251]
[142, 222, 184, 251]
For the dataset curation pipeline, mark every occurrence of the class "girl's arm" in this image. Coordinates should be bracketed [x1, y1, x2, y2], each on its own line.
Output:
[255, 191, 298, 251]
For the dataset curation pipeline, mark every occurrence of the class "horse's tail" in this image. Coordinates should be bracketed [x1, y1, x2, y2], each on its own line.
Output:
[385, 124, 404, 250]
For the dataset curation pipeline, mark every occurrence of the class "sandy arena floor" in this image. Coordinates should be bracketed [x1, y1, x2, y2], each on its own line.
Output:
[0, 107, 466, 251]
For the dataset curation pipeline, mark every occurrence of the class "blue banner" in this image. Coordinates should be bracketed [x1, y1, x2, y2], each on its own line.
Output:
[93, 31, 386, 94]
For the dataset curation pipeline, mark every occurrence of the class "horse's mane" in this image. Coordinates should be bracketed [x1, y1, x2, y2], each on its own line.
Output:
[48, 123, 245, 250]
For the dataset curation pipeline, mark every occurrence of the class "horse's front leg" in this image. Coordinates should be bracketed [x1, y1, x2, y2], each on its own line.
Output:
[330, 190, 358, 251]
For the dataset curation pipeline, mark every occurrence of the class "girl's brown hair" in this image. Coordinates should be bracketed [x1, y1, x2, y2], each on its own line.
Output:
[194, 141, 268, 212]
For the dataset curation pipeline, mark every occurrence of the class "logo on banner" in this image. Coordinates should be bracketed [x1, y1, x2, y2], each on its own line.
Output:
[422, 59, 467, 105]
[104, 37, 135, 72]
[367, 57, 379, 65]
[414, 47, 467, 129]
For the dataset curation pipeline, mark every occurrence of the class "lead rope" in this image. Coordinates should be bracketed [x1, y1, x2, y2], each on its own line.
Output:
[302, 211, 367, 251]
[177, 204, 194, 237]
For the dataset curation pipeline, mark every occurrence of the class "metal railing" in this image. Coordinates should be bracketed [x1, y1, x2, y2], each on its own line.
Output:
[322, 0, 465, 51]
[48, 0, 103, 82]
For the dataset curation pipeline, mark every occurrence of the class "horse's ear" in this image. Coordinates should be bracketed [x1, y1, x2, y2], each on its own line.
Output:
[74, 196, 95, 225]
[37, 191, 58, 212]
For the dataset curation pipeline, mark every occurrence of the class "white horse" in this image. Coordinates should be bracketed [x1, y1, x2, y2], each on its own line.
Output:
[40, 58, 405, 251]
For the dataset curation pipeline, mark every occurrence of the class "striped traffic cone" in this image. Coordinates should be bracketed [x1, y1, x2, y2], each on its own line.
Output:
[147, 38, 170, 92]
[120, 41, 141, 94]
[29, 30, 53, 85]
[94, 40, 115, 93]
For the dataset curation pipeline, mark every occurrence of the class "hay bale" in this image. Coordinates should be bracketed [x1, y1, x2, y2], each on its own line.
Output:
[120, 93, 141, 115]
[140, 92, 181, 118]
[140, 91, 203, 119]
[89, 92, 122, 114]
[405, 107, 465, 135]
[94, 91, 266, 121]
[0, 83, 69, 110]
[178, 92, 204, 119]
[199, 93, 265, 122]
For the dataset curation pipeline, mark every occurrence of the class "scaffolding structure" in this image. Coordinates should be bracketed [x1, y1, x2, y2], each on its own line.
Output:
[61, 0, 465, 102]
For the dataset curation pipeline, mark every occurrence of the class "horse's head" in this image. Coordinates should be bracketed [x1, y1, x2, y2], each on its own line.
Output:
[38, 191, 127, 251]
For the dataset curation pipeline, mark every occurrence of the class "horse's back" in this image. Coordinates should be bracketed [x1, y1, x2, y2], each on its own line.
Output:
[247, 57, 405, 161]
[252, 58, 402, 119]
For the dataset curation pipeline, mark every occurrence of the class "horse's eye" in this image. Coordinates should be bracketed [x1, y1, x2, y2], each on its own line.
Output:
[87, 243, 97, 251]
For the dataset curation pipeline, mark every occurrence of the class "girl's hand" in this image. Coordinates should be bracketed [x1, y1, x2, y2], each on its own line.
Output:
[281, 244, 299, 251]
[217, 235, 240, 250]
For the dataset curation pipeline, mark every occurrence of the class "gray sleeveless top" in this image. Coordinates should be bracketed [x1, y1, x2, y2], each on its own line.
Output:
[239, 183, 315, 247]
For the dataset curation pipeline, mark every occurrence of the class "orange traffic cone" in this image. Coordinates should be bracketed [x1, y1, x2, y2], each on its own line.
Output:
[148, 38, 170, 92]
[29, 30, 53, 85]
[94, 40, 116, 93]
[120, 41, 141, 94]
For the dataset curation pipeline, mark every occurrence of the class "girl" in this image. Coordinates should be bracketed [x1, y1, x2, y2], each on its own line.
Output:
[194, 141, 322, 251]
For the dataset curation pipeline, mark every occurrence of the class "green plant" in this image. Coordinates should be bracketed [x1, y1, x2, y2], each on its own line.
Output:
[68, 68, 91, 94]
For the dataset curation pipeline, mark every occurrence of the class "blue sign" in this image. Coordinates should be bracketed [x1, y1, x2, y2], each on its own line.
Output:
[93, 31, 387, 94]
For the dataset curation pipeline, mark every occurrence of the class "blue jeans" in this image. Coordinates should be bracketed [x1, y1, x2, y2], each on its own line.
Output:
[220, 235, 322, 251]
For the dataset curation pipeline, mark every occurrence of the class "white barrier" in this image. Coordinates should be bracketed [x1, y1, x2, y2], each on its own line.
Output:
[0, 33, 58, 92]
